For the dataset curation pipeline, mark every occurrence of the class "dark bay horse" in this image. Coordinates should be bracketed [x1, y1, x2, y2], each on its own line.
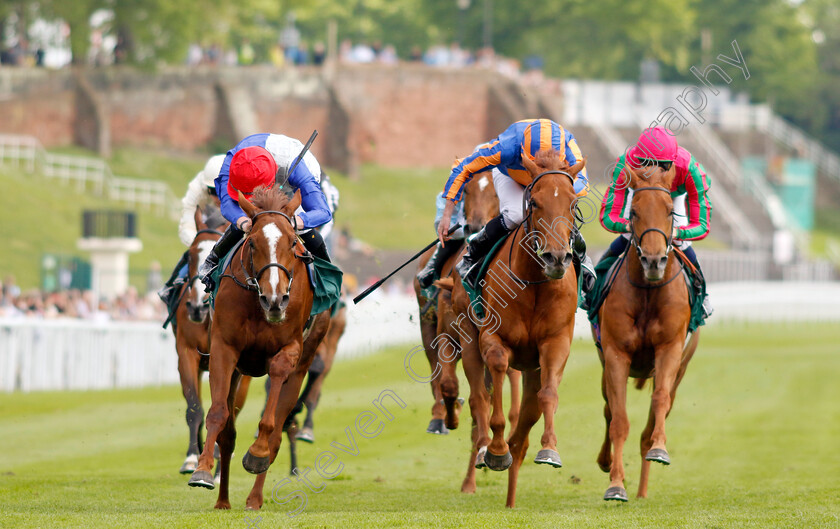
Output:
[296, 302, 347, 442]
[594, 164, 700, 502]
[413, 171, 503, 434]
[187, 187, 331, 511]
[443, 151, 585, 506]
[173, 211, 250, 477]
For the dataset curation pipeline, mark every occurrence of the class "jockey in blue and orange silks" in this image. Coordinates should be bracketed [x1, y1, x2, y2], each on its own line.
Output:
[435, 119, 596, 291]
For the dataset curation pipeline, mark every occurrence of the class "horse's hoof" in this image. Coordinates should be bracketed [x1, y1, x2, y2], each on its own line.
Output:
[426, 418, 449, 435]
[179, 454, 198, 474]
[534, 449, 563, 468]
[645, 448, 671, 465]
[604, 486, 628, 502]
[474, 446, 487, 469]
[296, 427, 315, 443]
[483, 450, 513, 471]
[187, 470, 215, 489]
[242, 450, 271, 475]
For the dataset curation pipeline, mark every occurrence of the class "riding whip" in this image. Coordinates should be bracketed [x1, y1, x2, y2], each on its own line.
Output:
[353, 224, 461, 304]
[276, 129, 318, 187]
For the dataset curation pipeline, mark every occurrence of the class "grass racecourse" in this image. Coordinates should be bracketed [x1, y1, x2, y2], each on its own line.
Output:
[1, 323, 839, 528]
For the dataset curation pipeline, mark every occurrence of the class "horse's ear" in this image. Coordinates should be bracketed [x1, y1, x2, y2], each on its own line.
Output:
[238, 190, 258, 218]
[194, 206, 207, 231]
[520, 148, 538, 175]
[285, 189, 302, 215]
[570, 157, 586, 176]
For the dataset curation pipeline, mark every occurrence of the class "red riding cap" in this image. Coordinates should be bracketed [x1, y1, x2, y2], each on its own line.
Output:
[228, 146, 277, 200]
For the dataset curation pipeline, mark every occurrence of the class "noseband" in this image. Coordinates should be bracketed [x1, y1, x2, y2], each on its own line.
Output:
[507, 170, 578, 286]
[626, 186, 684, 289]
[222, 210, 311, 297]
[628, 186, 674, 258]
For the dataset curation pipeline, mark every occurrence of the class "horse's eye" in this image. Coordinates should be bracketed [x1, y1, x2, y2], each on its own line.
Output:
[630, 209, 637, 218]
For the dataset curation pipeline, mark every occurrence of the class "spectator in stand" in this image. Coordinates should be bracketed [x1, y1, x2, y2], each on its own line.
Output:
[408, 46, 423, 62]
[378, 45, 399, 65]
[312, 41, 326, 65]
[280, 12, 302, 64]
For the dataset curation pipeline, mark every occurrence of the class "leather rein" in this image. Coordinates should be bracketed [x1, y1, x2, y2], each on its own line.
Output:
[506, 169, 580, 286]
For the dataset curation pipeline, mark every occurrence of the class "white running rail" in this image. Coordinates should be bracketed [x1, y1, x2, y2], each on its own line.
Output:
[0, 134, 180, 217]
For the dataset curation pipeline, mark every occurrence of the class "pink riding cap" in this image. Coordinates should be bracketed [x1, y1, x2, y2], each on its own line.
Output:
[627, 127, 678, 166]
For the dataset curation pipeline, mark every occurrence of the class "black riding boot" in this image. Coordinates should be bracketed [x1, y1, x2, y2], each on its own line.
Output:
[417, 239, 464, 288]
[572, 232, 596, 309]
[456, 215, 511, 289]
[199, 224, 244, 291]
[158, 250, 189, 307]
[301, 229, 331, 262]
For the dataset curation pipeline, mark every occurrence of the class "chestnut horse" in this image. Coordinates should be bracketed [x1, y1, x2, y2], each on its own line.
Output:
[173, 211, 250, 477]
[413, 171, 510, 434]
[187, 187, 331, 511]
[594, 164, 700, 502]
[444, 151, 585, 507]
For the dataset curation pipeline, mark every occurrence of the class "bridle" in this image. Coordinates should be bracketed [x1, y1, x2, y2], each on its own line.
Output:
[626, 186, 683, 289]
[221, 210, 311, 297]
[507, 169, 579, 286]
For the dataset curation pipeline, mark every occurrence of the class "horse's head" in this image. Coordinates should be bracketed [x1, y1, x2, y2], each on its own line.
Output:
[625, 161, 677, 282]
[186, 208, 219, 323]
[463, 170, 499, 237]
[238, 186, 302, 323]
[520, 149, 585, 280]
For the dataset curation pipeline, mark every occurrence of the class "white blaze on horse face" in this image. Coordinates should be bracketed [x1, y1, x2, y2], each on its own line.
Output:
[478, 175, 489, 191]
[262, 223, 283, 303]
[193, 240, 215, 303]
[554, 187, 559, 197]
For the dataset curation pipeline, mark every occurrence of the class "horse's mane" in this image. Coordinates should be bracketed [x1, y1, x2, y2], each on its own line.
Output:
[533, 148, 571, 171]
[250, 185, 291, 211]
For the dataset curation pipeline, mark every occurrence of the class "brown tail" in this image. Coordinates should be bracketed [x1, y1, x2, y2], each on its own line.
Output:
[435, 277, 455, 291]
[634, 378, 648, 390]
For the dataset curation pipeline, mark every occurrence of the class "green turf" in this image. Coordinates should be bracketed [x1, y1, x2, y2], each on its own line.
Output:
[0, 323, 838, 528]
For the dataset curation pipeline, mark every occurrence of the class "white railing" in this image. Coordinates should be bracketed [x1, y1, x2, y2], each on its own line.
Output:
[5, 283, 840, 393]
[0, 134, 180, 218]
[0, 294, 422, 393]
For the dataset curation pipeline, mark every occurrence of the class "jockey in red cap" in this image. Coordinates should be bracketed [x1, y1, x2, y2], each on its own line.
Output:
[198, 134, 332, 290]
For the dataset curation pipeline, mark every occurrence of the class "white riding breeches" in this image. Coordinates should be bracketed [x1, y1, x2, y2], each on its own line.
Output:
[492, 168, 526, 229]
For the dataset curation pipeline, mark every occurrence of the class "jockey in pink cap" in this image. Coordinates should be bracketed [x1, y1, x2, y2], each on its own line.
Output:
[586, 127, 713, 316]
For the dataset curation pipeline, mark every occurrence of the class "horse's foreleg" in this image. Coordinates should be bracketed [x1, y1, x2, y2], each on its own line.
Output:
[420, 318, 447, 429]
[189, 341, 238, 487]
[233, 375, 252, 418]
[459, 328, 486, 493]
[505, 369, 542, 508]
[481, 334, 512, 471]
[597, 369, 613, 473]
[245, 344, 301, 474]
[533, 334, 572, 469]
[506, 368, 522, 433]
[177, 342, 203, 473]
[602, 344, 631, 501]
[245, 363, 310, 510]
[214, 371, 241, 509]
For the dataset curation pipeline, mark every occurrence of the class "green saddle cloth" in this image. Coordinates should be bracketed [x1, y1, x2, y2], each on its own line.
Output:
[585, 251, 708, 334]
[209, 241, 343, 318]
[462, 233, 584, 320]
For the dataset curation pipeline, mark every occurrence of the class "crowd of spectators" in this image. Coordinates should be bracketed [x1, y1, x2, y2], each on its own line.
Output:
[0, 276, 166, 322]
